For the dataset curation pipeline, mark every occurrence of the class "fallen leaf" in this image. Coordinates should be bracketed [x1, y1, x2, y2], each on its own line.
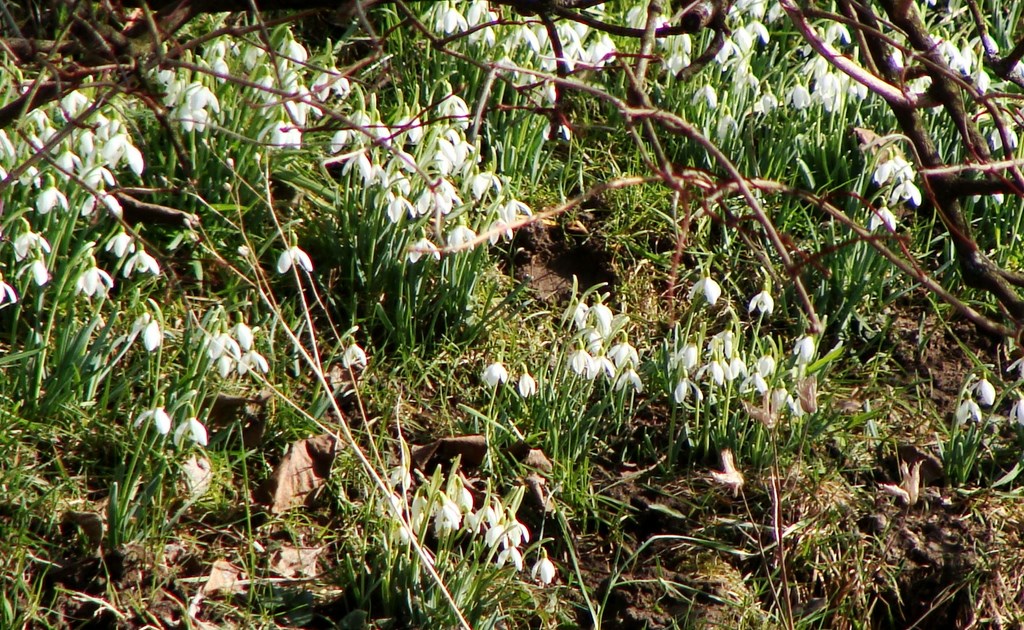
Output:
[508, 441, 553, 474]
[62, 511, 104, 552]
[411, 434, 487, 472]
[202, 559, 247, 596]
[523, 473, 554, 512]
[181, 455, 213, 500]
[205, 391, 270, 447]
[256, 434, 339, 514]
[270, 544, 324, 579]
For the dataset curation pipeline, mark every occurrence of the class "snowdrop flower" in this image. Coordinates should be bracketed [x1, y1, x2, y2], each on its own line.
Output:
[793, 335, 816, 366]
[0, 274, 18, 308]
[470, 172, 503, 200]
[570, 349, 595, 378]
[756, 355, 777, 376]
[608, 342, 639, 370]
[174, 417, 209, 446]
[133, 314, 162, 352]
[974, 378, 996, 407]
[135, 407, 173, 435]
[673, 377, 703, 403]
[407, 238, 440, 263]
[25, 259, 49, 286]
[693, 85, 718, 109]
[889, 179, 922, 207]
[387, 193, 415, 223]
[532, 551, 556, 585]
[1008, 357, 1024, 380]
[590, 303, 613, 336]
[869, 206, 898, 232]
[955, 398, 982, 425]
[36, 185, 69, 214]
[238, 349, 269, 375]
[101, 133, 145, 175]
[14, 232, 51, 262]
[572, 303, 590, 329]
[123, 249, 161, 277]
[518, 372, 537, 397]
[1011, 396, 1024, 426]
[788, 84, 812, 109]
[593, 355, 616, 380]
[748, 290, 774, 316]
[690, 277, 722, 306]
[672, 343, 700, 372]
[105, 232, 136, 259]
[208, 331, 241, 362]
[497, 546, 524, 570]
[482, 362, 509, 387]
[76, 265, 114, 298]
[614, 368, 643, 393]
[446, 225, 477, 249]
[343, 344, 368, 369]
[232, 322, 254, 352]
[433, 495, 463, 534]
[277, 246, 314, 274]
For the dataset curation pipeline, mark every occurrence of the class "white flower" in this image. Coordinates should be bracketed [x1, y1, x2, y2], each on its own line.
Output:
[608, 342, 639, 369]
[105, 232, 136, 259]
[868, 207, 898, 232]
[123, 249, 161, 276]
[531, 551, 557, 585]
[433, 495, 463, 534]
[0, 275, 18, 308]
[572, 303, 590, 329]
[788, 84, 812, 109]
[1011, 396, 1024, 426]
[407, 238, 440, 263]
[672, 343, 699, 372]
[23, 258, 47, 286]
[75, 266, 114, 298]
[570, 349, 595, 378]
[673, 378, 703, 403]
[793, 335, 816, 366]
[974, 378, 996, 407]
[233, 322, 254, 352]
[497, 546, 524, 571]
[446, 225, 477, 249]
[590, 303, 613, 336]
[756, 355, 777, 376]
[36, 186, 69, 214]
[518, 373, 537, 397]
[482, 362, 509, 387]
[955, 399, 982, 425]
[343, 344, 368, 369]
[614, 368, 643, 393]
[593, 355, 616, 379]
[238, 350, 269, 375]
[690, 277, 722, 306]
[747, 290, 774, 316]
[13, 232, 51, 261]
[142, 318, 162, 352]
[277, 246, 314, 274]
[135, 407, 173, 435]
[208, 332, 241, 361]
[1007, 357, 1024, 380]
[174, 417, 208, 446]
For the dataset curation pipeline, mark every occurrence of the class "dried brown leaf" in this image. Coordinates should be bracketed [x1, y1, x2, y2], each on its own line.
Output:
[270, 544, 324, 579]
[202, 559, 246, 596]
[797, 375, 818, 414]
[62, 511, 104, 552]
[257, 434, 339, 514]
[411, 434, 487, 472]
[508, 440, 553, 474]
[181, 454, 213, 500]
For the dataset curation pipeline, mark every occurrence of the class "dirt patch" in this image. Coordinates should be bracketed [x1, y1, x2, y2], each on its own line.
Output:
[511, 223, 617, 302]
[885, 303, 1003, 412]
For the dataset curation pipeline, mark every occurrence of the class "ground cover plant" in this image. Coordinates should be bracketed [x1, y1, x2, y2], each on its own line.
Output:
[2, 0, 1024, 627]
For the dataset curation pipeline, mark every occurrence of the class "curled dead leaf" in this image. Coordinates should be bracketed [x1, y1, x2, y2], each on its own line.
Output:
[508, 440, 553, 474]
[181, 454, 213, 500]
[256, 434, 339, 514]
[202, 559, 247, 596]
[270, 544, 324, 579]
[411, 434, 487, 472]
[797, 375, 818, 414]
[62, 511, 104, 552]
